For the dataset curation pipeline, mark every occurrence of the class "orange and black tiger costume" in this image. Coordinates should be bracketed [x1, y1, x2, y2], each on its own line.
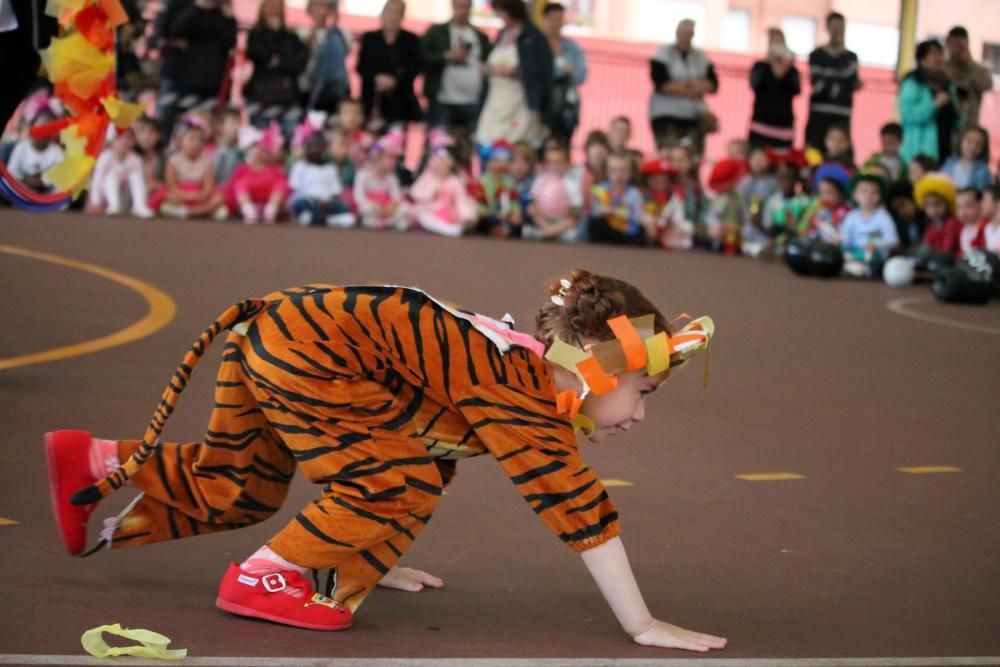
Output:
[82, 285, 619, 611]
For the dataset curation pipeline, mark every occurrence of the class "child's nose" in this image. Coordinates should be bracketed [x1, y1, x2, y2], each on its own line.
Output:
[632, 399, 645, 422]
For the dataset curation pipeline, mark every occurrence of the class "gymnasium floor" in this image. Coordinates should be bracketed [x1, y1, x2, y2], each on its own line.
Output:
[1, 211, 998, 667]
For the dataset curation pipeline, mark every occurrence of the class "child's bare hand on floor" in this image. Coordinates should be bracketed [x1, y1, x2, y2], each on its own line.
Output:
[631, 619, 727, 652]
[377, 566, 444, 592]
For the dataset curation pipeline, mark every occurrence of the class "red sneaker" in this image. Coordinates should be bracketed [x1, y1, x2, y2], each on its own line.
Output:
[44, 430, 99, 556]
[215, 563, 353, 631]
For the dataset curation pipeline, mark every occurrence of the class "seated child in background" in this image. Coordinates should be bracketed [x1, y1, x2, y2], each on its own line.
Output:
[914, 173, 961, 256]
[839, 173, 899, 270]
[726, 137, 750, 160]
[213, 107, 243, 186]
[737, 146, 777, 214]
[803, 165, 852, 244]
[955, 187, 988, 256]
[354, 131, 408, 230]
[886, 181, 927, 252]
[525, 143, 581, 242]
[7, 108, 64, 193]
[865, 123, 906, 184]
[327, 126, 357, 196]
[157, 120, 228, 220]
[942, 126, 992, 192]
[510, 141, 538, 237]
[640, 157, 692, 250]
[822, 123, 855, 173]
[410, 143, 477, 238]
[763, 158, 813, 240]
[475, 140, 521, 237]
[587, 151, 647, 246]
[288, 131, 354, 228]
[133, 116, 165, 199]
[87, 129, 153, 218]
[337, 98, 374, 167]
[225, 124, 289, 224]
[578, 130, 611, 219]
[705, 158, 750, 255]
[983, 185, 1000, 253]
[670, 144, 705, 235]
[608, 116, 643, 179]
[907, 154, 938, 186]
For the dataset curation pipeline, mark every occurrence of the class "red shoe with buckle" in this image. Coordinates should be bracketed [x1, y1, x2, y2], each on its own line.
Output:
[215, 563, 353, 631]
[44, 430, 99, 556]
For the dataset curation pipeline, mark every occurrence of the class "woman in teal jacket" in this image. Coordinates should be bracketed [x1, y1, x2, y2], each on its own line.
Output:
[898, 40, 959, 163]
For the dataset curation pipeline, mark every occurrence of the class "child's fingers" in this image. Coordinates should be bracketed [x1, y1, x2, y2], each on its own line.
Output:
[413, 569, 444, 587]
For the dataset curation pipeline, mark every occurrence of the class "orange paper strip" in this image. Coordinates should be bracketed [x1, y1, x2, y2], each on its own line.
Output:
[99, 0, 129, 27]
[607, 315, 646, 371]
[576, 357, 618, 395]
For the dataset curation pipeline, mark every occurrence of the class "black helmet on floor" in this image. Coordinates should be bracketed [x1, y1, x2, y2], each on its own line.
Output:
[784, 237, 814, 276]
[809, 241, 844, 278]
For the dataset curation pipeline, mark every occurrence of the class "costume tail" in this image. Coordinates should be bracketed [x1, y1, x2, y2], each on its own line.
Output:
[69, 298, 268, 506]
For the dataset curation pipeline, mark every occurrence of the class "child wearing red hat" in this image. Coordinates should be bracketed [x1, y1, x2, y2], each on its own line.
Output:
[640, 158, 693, 249]
[706, 158, 749, 255]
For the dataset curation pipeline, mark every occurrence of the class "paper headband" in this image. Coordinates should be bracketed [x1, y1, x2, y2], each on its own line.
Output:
[545, 313, 714, 437]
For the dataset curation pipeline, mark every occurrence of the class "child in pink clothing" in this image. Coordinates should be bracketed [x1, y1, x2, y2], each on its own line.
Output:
[354, 131, 408, 230]
[86, 129, 154, 218]
[158, 121, 228, 219]
[525, 143, 580, 241]
[410, 144, 477, 237]
[225, 125, 290, 224]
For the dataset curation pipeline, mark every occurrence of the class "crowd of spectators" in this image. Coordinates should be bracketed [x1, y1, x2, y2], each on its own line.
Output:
[2, 1, 999, 275]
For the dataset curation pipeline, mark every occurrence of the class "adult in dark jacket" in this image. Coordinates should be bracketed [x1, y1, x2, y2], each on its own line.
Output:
[748, 28, 800, 148]
[475, 0, 553, 149]
[1, 0, 58, 132]
[170, 0, 237, 103]
[421, 0, 490, 133]
[357, 0, 423, 130]
[246, 0, 309, 110]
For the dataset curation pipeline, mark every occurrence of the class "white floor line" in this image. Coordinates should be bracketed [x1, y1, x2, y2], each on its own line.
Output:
[886, 296, 1000, 335]
[2, 656, 1000, 666]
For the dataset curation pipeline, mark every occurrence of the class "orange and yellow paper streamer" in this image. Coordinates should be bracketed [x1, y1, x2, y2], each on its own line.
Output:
[33, 0, 143, 195]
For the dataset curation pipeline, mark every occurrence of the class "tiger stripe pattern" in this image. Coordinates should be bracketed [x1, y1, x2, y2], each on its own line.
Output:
[102, 285, 621, 611]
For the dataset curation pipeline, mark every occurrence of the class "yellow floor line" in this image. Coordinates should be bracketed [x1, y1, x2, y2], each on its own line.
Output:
[0, 244, 176, 371]
[600, 479, 634, 487]
[898, 466, 963, 474]
[736, 472, 806, 481]
[0, 517, 18, 526]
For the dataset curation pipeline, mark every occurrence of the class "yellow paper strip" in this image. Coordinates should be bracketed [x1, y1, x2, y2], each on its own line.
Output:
[898, 466, 963, 474]
[0, 517, 18, 525]
[81, 623, 186, 660]
[735, 472, 805, 481]
[600, 479, 634, 487]
[644, 332, 671, 376]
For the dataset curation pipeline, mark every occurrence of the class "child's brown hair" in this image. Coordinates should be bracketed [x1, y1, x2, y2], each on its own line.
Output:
[535, 269, 671, 348]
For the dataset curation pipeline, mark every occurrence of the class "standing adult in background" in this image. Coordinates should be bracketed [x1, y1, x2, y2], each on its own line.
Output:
[0, 0, 57, 132]
[475, 0, 553, 151]
[805, 12, 861, 152]
[357, 0, 423, 131]
[246, 0, 309, 113]
[300, 0, 353, 114]
[541, 2, 588, 146]
[648, 19, 718, 157]
[169, 0, 238, 108]
[899, 40, 958, 164]
[421, 0, 490, 135]
[151, 0, 192, 133]
[748, 28, 800, 149]
[944, 26, 993, 131]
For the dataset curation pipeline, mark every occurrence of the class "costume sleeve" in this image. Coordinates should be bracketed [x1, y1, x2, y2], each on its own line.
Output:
[6, 142, 28, 180]
[456, 382, 620, 553]
[749, 61, 768, 91]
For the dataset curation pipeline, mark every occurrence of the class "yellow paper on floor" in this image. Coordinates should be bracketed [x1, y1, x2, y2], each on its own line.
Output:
[81, 623, 187, 660]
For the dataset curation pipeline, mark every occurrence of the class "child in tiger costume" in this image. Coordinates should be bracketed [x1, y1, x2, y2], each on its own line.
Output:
[44, 270, 726, 653]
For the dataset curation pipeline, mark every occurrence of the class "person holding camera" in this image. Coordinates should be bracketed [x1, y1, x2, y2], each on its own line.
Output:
[748, 28, 800, 149]
[421, 0, 490, 134]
